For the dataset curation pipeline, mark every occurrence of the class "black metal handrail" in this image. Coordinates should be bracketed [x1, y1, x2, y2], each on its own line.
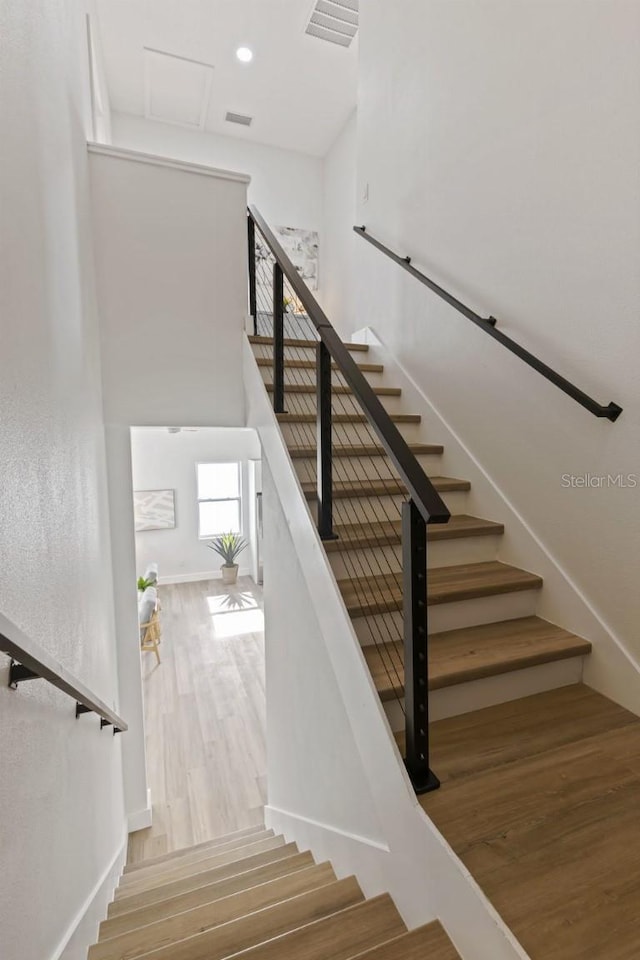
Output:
[354, 225, 623, 422]
[1, 613, 127, 732]
[250, 206, 450, 525]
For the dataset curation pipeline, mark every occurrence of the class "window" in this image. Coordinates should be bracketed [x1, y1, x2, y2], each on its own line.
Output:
[197, 463, 242, 538]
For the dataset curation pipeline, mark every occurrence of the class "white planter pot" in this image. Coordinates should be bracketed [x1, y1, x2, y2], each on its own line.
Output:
[221, 563, 239, 585]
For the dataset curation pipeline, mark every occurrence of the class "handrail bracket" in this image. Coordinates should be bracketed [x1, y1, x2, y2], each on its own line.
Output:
[9, 659, 39, 689]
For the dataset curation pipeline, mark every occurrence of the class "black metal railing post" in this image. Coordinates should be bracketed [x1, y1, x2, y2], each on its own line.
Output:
[402, 499, 440, 794]
[316, 341, 337, 541]
[247, 214, 257, 334]
[272, 262, 285, 413]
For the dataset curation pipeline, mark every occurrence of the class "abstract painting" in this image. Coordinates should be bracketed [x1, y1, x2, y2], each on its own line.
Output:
[274, 226, 319, 290]
[134, 489, 176, 531]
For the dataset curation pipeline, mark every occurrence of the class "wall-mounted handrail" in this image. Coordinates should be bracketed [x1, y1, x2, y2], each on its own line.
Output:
[354, 225, 623, 422]
[0, 612, 127, 732]
[249, 205, 450, 525]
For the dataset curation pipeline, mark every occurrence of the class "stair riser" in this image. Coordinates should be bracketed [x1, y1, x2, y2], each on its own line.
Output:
[383, 656, 585, 729]
[119, 830, 276, 887]
[251, 347, 371, 368]
[91, 865, 340, 960]
[107, 844, 301, 917]
[117, 877, 366, 960]
[250, 342, 367, 361]
[292, 454, 442, 484]
[353, 592, 540, 646]
[308, 490, 468, 527]
[122, 825, 267, 875]
[327, 536, 502, 581]
[278, 421, 425, 445]
[272, 392, 405, 416]
[115, 837, 286, 898]
[100, 852, 316, 939]
[258, 367, 385, 388]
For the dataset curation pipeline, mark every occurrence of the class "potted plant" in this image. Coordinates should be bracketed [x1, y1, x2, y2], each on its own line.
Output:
[208, 532, 248, 586]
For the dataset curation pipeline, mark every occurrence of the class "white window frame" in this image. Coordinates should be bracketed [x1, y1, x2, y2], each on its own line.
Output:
[196, 462, 243, 540]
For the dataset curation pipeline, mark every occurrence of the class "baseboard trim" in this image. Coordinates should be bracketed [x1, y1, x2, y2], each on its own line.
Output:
[158, 568, 252, 585]
[265, 804, 390, 853]
[52, 834, 126, 960]
[128, 788, 153, 832]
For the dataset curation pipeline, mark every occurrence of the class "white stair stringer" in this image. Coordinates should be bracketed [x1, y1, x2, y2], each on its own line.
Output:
[243, 335, 530, 960]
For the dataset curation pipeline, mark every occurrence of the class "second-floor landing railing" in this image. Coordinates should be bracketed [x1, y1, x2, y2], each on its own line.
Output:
[1, 611, 127, 733]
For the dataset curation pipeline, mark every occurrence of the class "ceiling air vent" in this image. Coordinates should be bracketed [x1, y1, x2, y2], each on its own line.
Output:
[225, 111, 252, 126]
[305, 0, 359, 48]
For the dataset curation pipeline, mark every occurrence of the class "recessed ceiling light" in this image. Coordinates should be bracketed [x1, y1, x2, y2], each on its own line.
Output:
[236, 47, 253, 63]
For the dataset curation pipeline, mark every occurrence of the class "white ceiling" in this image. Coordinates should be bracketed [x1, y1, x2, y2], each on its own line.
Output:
[96, 0, 358, 157]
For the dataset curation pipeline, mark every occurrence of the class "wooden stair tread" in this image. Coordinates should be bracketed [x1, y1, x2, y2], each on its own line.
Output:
[288, 442, 443, 459]
[219, 895, 406, 960]
[92, 865, 337, 959]
[266, 383, 401, 397]
[256, 357, 384, 373]
[109, 878, 365, 960]
[400, 684, 639, 785]
[123, 825, 268, 874]
[115, 836, 285, 898]
[276, 412, 420, 424]
[363, 616, 592, 700]
[349, 921, 461, 959]
[99, 852, 316, 941]
[324, 514, 502, 551]
[301, 476, 469, 501]
[249, 335, 369, 351]
[107, 843, 301, 918]
[119, 830, 276, 886]
[338, 561, 543, 617]
[415, 685, 640, 959]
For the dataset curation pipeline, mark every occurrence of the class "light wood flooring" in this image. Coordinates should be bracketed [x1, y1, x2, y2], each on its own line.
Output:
[127, 578, 267, 864]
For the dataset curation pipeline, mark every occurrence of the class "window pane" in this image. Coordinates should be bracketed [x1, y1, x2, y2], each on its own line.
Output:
[199, 500, 241, 538]
[197, 463, 240, 500]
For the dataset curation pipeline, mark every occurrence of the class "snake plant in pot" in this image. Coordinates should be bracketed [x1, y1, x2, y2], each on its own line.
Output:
[208, 532, 248, 585]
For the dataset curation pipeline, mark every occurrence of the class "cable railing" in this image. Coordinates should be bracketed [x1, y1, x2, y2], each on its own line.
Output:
[353, 225, 623, 422]
[248, 206, 448, 793]
[1, 611, 127, 733]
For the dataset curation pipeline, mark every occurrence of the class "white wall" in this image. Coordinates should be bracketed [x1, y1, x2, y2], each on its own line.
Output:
[354, 0, 640, 662]
[111, 113, 323, 242]
[320, 110, 358, 334]
[89, 144, 249, 428]
[0, 1, 127, 957]
[131, 427, 260, 583]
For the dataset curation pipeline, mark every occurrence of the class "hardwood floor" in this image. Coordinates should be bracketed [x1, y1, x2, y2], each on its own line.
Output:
[415, 685, 640, 959]
[127, 578, 267, 865]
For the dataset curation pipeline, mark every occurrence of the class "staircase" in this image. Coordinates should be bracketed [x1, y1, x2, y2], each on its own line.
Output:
[89, 825, 461, 959]
[250, 333, 592, 716]
[248, 331, 640, 959]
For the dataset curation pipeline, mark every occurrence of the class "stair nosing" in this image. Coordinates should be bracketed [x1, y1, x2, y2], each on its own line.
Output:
[120, 830, 276, 884]
[363, 616, 592, 699]
[338, 561, 543, 617]
[99, 852, 317, 939]
[123, 825, 268, 874]
[107, 844, 302, 919]
[288, 443, 444, 459]
[323, 515, 503, 552]
[115, 837, 286, 898]
[301, 476, 470, 501]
